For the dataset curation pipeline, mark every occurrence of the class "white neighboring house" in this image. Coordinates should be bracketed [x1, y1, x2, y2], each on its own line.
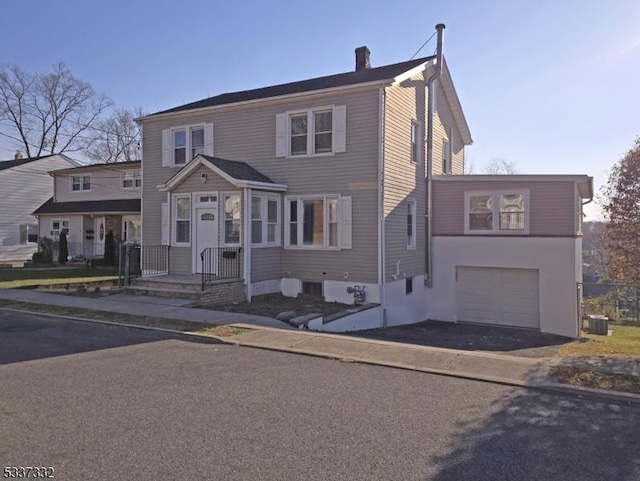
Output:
[0, 152, 78, 266]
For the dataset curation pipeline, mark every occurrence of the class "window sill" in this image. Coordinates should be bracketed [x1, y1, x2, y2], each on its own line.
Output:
[284, 245, 340, 251]
[285, 152, 336, 159]
[252, 243, 282, 249]
[172, 242, 191, 247]
[407, 245, 416, 250]
[464, 229, 530, 235]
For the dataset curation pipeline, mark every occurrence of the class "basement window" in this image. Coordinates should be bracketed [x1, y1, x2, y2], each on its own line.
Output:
[302, 281, 323, 297]
[406, 277, 413, 295]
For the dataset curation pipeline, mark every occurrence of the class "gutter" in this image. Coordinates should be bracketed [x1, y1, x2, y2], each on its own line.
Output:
[425, 23, 446, 288]
[378, 86, 387, 327]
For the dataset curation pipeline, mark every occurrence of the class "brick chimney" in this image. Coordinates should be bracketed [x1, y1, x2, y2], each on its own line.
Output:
[355, 46, 371, 70]
[14, 150, 23, 160]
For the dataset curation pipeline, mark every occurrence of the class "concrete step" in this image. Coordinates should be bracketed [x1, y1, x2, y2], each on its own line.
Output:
[131, 279, 203, 292]
[126, 286, 203, 300]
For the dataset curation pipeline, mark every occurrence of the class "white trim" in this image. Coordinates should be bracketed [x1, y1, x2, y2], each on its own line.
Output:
[158, 155, 287, 192]
[221, 191, 242, 247]
[244, 188, 252, 300]
[439, 59, 473, 145]
[464, 189, 530, 235]
[122, 169, 142, 190]
[284, 195, 342, 250]
[251, 193, 281, 248]
[391, 59, 434, 85]
[137, 80, 391, 122]
[172, 193, 192, 246]
[70, 174, 91, 193]
[284, 105, 339, 158]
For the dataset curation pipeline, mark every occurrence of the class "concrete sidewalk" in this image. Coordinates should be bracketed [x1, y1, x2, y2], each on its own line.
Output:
[1, 288, 638, 403]
[0, 289, 290, 329]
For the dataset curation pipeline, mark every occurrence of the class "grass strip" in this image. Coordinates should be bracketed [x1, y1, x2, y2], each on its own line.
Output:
[552, 365, 640, 395]
[0, 299, 250, 338]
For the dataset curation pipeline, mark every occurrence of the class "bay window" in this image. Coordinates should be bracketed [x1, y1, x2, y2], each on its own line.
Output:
[174, 195, 191, 244]
[223, 193, 241, 245]
[251, 194, 281, 247]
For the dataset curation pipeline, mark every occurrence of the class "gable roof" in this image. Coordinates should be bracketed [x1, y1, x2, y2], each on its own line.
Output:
[159, 155, 287, 192]
[51, 160, 141, 174]
[145, 56, 435, 118]
[33, 198, 141, 215]
[0, 154, 55, 172]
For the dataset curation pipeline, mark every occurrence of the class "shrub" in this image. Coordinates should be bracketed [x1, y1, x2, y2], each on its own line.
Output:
[58, 231, 69, 265]
[32, 237, 54, 265]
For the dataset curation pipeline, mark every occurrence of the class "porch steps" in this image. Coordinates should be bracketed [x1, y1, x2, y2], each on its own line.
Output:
[124, 275, 246, 305]
[127, 285, 203, 300]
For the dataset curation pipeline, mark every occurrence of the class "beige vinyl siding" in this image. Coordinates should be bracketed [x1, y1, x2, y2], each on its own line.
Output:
[432, 179, 578, 236]
[55, 166, 141, 202]
[383, 71, 427, 282]
[433, 77, 465, 174]
[172, 165, 235, 193]
[142, 87, 380, 283]
[251, 247, 281, 283]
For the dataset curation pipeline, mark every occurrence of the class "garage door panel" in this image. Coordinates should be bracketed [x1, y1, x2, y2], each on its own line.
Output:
[456, 267, 539, 329]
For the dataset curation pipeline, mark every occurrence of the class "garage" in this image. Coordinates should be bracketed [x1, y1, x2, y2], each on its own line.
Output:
[456, 267, 540, 329]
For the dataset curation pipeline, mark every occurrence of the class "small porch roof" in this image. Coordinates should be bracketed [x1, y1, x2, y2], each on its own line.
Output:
[158, 155, 287, 192]
[33, 198, 141, 216]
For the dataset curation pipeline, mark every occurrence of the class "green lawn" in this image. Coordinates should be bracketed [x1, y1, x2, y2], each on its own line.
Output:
[558, 323, 640, 357]
[0, 267, 118, 288]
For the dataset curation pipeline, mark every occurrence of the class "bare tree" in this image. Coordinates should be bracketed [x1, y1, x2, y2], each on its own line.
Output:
[601, 137, 640, 285]
[482, 158, 519, 175]
[0, 62, 111, 158]
[85, 107, 143, 163]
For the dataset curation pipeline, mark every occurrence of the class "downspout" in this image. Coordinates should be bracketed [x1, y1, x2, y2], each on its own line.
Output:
[244, 187, 252, 302]
[425, 23, 445, 288]
[378, 86, 387, 327]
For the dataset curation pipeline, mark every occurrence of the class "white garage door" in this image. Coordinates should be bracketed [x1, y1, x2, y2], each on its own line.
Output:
[456, 267, 540, 329]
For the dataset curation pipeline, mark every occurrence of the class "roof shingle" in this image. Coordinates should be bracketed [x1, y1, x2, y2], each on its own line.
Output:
[150, 56, 433, 116]
[33, 198, 141, 215]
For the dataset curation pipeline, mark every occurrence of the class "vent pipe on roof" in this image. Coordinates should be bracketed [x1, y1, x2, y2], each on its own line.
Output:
[355, 46, 371, 70]
[15, 150, 23, 160]
[425, 23, 445, 289]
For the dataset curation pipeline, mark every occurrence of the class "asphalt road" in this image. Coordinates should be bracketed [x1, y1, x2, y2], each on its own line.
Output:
[1, 310, 639, 481]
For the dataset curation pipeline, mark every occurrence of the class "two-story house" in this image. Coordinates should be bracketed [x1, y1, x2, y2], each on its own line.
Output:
[0, 152, 77, 266]
[33, 161, 142, 259]
[136, 25, 592, 338]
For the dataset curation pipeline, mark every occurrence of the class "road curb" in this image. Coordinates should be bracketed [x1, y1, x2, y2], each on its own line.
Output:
[3, 306, 639, 404]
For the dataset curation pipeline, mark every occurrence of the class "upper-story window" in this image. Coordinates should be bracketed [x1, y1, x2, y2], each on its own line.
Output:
[71, 175, 91, 192]
[275, 106, 346, 158]
[465, 190, 529, 235]
[162, 123, 213, 168]
[122, 170, 141, 190]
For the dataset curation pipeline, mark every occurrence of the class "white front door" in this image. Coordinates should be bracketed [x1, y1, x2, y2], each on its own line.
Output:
[95, 217, 106, 257]
[195, 208, 218, 274]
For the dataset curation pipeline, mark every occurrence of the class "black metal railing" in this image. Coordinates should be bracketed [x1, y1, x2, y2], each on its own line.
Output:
[119, 244, 170, 286]
[201, 247, 242, 290]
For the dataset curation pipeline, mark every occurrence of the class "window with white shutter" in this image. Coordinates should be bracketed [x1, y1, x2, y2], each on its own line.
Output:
[276, 106, 346, 157]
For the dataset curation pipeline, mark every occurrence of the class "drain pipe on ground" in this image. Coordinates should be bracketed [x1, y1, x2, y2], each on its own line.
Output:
[425, 23, 445, 288]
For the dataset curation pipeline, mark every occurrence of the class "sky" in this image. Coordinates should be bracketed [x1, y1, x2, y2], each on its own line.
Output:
[1, 0, 639, 220]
